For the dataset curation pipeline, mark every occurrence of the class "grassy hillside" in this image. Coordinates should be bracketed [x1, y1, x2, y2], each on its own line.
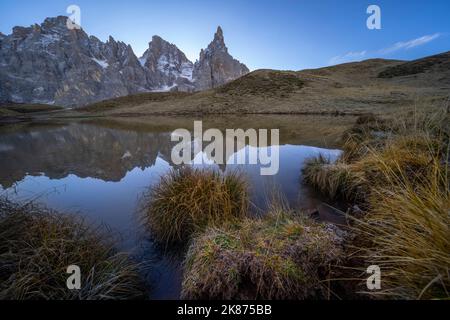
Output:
[378, 51, 450, 80]
[71, 52, 448, 117]
[0, 103, 63, 115]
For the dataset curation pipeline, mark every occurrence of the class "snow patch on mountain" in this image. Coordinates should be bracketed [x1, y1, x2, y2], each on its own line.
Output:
[41, 34, 61, 46]
[152, 84, 177, 92]
[180, 62, 194, 80]
[91, 58, 109, 69]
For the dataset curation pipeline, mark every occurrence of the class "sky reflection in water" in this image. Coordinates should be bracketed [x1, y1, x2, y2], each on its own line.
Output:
[0, 120, 342, 299]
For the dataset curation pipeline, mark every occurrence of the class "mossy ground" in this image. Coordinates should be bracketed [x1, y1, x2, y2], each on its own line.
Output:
[181, 208, 344, 300]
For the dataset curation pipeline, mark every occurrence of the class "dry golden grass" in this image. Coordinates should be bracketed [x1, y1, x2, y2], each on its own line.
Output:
[303, 155, 366, 203]
[140, 167, 249, 245]
[77, 91, 192, 113]
[303, 108, 450, 299]
[0, 199, 145, 300]
[216, 70, 304, 98]
[351, 148, 449, 299]
[181, 206, 344, 300]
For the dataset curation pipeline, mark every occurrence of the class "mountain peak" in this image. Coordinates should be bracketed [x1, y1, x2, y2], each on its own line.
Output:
[212, 26, 225, 48]
[43, 16, 68, 24]
[140, 35, 194, 90]
[149, 35, 180, 51]
[205, 26, 227, 55]
[215, 26, 224, 41]
[152, 35, 164, 42]
[41, 16, 69, 30]
[193, 26, 249, 90]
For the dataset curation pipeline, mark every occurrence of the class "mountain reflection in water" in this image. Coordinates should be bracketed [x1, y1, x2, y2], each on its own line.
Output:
[0, 115, 351, 299]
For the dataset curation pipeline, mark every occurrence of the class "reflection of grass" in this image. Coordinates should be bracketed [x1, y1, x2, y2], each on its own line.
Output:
[0, 108, 19, 117]
[303, 155, 365, 203]
[181, 206, 344, 299]
[0, 103, 63, 114]
[141, 167, 249, 245]
[303, 109, 450, 299]
[0, 199, 145, 300]
[85, 114, 355, 148]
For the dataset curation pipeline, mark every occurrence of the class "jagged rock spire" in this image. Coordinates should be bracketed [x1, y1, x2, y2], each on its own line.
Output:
[193, 26, 249, 90]
[207, 26, 227, 53]
[214, 26, 224, 42]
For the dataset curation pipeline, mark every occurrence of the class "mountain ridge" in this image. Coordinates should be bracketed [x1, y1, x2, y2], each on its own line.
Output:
[0, 16, 249, 107]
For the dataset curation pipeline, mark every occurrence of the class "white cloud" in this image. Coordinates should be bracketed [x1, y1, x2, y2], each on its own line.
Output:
[328, 33, 441, 66]
[329, 51, 367, 65]
[379, 33, 441, 54]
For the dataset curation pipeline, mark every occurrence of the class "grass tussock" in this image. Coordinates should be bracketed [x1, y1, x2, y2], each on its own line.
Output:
[141, 167, 249, 245]
[303, 110, 448, 205]
[303, 155, 366, 203]
[350, 145, 449, 299]
[302, 108, 450, 299]
[181, 207, 344, 300]
[0, 199, 145, 300]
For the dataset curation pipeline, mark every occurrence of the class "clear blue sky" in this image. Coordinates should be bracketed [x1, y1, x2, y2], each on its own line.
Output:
[0, 0, 449, 71]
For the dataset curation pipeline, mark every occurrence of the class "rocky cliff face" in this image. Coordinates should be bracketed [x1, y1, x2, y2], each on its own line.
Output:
[0, 16, 149, 107]
[0, 16, 249, 107]
[193, 27, 249, 90]
[140, 35, 194, 92]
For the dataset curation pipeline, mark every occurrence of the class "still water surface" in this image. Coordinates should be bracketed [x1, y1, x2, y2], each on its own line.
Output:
[0, 115, 352, 299]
